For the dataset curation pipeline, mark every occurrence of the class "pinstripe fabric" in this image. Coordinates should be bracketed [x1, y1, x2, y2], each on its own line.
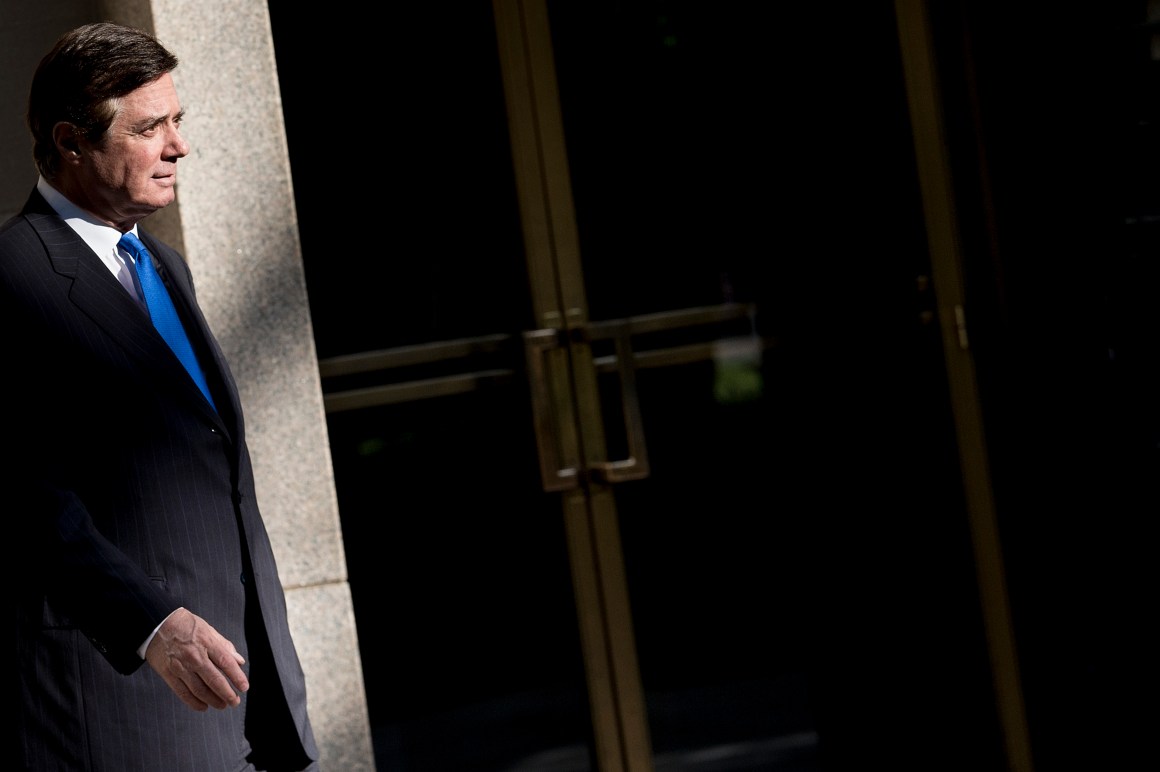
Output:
[5, 190, 319, 771]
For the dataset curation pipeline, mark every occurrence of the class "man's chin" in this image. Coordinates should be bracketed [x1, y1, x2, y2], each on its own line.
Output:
[143, 190, 177, 211]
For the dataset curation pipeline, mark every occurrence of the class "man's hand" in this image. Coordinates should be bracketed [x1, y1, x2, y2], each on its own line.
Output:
[145, 607, 249, 711]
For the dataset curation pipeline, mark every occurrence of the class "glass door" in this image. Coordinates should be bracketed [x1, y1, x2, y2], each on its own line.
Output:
[522, 1, 1007, 769]
[273, 1, 1012, 769]
[272, 4, 598, 769]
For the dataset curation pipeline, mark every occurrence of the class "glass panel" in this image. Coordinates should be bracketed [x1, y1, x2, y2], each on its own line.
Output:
[326, 393, 592, 770]
[270, 4, 594, 769]
[546, 1, 1005, 769]
[925, 4, 1160, 770]
[272, 3, 526, 358]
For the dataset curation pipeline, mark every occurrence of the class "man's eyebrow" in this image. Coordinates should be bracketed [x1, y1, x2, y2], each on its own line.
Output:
[128, 110, 185, 132]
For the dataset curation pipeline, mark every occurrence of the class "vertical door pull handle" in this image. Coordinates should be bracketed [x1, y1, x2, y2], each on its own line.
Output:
[523, 328, 580, 492]
[589, 324, 650, 484]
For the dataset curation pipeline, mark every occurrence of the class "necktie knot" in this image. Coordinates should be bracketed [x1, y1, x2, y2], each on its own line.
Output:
[119, 231, 147, 258]
[119, 231, 216, 410]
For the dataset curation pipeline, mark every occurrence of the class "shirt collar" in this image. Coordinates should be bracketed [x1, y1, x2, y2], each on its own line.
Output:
[37, 176, 137, 259]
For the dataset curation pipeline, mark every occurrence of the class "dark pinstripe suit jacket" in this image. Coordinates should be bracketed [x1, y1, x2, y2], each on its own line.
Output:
[4, 189, 319, 771]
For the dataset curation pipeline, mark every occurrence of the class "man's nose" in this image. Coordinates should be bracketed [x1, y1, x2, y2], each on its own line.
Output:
[169, 127, 189, 158]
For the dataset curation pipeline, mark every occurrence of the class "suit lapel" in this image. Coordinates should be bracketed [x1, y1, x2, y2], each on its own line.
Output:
[24, 204, 228, 429]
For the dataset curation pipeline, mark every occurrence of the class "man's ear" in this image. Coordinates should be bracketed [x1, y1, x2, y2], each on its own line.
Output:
[52, 122, 82, 162]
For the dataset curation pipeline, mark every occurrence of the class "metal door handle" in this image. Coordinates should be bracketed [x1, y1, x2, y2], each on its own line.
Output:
[523, 328, 580, 491]
[588, 323, 650, 483]
[524, 324, 650, 490]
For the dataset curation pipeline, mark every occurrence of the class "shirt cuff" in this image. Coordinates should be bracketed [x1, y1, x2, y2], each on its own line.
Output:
[137, 608, 184, 660]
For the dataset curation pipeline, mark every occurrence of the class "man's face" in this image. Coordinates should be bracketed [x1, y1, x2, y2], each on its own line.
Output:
[70, 73, 189, 229]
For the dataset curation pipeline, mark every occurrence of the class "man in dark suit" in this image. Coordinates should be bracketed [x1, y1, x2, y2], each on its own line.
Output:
[3, 22, 319, 771]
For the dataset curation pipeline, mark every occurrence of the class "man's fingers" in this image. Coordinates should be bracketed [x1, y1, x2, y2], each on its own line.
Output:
[201, 665, 244, 708]
[157, 657, 235, 710]
[211, 648, 249, 694]
[180, 646, 244, 708]
[147, 610, 247, 710]
[165, 674, 210, 712]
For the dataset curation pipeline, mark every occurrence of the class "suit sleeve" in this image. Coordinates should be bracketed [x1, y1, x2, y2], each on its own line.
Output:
[29, 484, 176, 674]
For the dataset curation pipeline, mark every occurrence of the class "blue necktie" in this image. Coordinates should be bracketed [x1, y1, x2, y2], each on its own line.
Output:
[119, 232, 216, 410]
